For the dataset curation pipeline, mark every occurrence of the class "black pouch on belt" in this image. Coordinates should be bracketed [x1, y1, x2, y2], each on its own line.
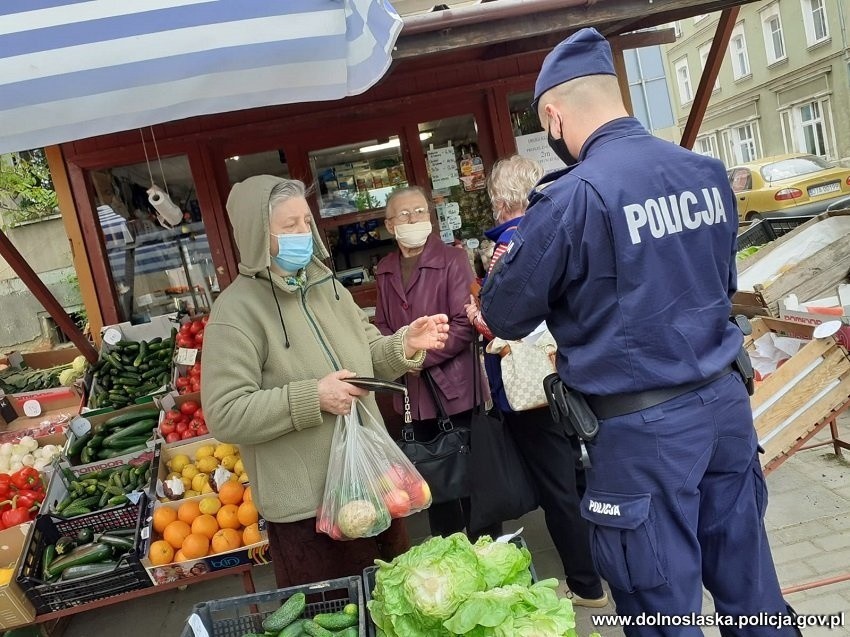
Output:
[543, 373, 599, 442]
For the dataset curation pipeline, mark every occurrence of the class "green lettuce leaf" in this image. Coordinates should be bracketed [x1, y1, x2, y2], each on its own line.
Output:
[473, 536, 533, 588]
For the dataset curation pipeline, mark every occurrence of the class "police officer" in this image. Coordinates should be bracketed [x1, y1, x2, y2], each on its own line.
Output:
[480, 28, 800, 637]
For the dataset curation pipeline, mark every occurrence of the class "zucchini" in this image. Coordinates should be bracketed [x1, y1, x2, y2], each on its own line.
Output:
[54, 537, 76, 556]
[96, 533, 134, 551]
[60, 561, 118, 580]
[102, 419, 157, 445]
[47, 542, 113, 578]
[279, 620, 306, 637]
[312, 613, 357, 630]
[103, 434, 151, 450]
[102, 408, 159, 429]
[76, 527, 95, 544]
[41, 545, 56, 580]
[97, 443, 147, 459]
[301, 621, 333, 637]
[102, 527, 136, 537]
[262, 592, 306, 632]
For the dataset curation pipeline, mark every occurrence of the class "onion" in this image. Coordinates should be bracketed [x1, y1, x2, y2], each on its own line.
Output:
[20, 436, 39, 452]
[10, 461, 23, 472]
[21, 454, 36, 467]
[0, 443, 12, 457]
[33, 458, 50, 471]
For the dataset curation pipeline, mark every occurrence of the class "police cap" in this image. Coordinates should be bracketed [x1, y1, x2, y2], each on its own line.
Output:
[533, 27, 616, 109]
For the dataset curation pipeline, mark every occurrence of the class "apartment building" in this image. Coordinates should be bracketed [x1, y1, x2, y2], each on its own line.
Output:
[663, 1, 850, 166]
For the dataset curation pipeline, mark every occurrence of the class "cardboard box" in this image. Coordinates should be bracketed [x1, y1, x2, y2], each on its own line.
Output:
[0, 524, 36, 629]
[747, 318, 850, 468]
[140, 497, 268, 586]
[733, 211, 850, 317]
[0, 390, 78, 438]
[151, 436, 234, 500]
[153, 392, 210, 449]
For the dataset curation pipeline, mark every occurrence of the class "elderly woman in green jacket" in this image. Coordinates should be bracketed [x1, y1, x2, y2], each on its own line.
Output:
[201, 176, 448, 587]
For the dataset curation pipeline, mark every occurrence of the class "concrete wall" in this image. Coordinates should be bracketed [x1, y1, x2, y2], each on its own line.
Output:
[0, 216, 80, 350]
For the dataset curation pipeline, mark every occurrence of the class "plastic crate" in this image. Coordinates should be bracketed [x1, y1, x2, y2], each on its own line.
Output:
[181, 576, 364, 637]
[736, 216, 811, 251]
[363, 536, 536, 637]
[15, 494, 151, 614]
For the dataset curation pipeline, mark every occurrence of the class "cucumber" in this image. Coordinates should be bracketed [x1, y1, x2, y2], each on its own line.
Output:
[67, 430, 93, 456]
[60, 561, 119, 580]
[47, 542, 113, 578]
[300, 621, 333, 637]
[96, 443, 148, 460]
[262, 592, 306, 632]
[337, 628, 358, 637]
[278, 620, 306, 637]
[312, 613, 357, 630]
[103, 434, 151, 450]
[102, 419, 157, 447]
[102, 408, 160, 429]
[133, 341, 147, 367]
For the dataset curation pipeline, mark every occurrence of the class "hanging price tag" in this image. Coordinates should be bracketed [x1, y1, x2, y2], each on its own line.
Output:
[175, 348, 198, 366]
[102, 328, 122, 346]
[160, 393, 177, 413]
[70, 416, 92, 438]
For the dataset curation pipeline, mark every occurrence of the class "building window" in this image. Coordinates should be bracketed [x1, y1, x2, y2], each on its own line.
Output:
[698, 43, 721, 92]
[696, 135, 718, 158]
[674, 57, 693, 105]
[801, 0, 829, 45]
[760, 4, 786, 64]
[730, 24, 750, 80]
[673, 21, 682, 38]
[694, 14, 708, 24]
[624, 47, 675, 134]
[796, 100, 829, 156]
[727, 123, 759, 164]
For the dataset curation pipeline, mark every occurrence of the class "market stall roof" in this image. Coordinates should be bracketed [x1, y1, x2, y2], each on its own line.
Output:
[0, 0, 402, 155]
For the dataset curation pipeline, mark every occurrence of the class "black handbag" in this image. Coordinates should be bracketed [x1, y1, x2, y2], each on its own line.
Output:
[396, 370, 471, 504]
[469, 338, 539, 531]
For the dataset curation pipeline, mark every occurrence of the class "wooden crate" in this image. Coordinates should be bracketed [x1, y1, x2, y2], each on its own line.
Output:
[746, 318, 850, 467]
[733, 211, 850, 318]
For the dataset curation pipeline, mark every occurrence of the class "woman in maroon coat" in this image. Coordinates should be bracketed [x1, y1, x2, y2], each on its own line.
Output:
[375, 186, 499, 539]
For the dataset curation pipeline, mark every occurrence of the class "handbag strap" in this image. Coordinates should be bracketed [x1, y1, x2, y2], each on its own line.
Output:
[421, 370, 453, 431]
[472, 337, 487, 415]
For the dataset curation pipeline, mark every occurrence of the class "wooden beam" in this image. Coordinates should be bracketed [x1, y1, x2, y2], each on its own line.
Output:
[395, 0, 758, 59]
[482, 27, 676, 61]
[45, 146, 104, 345]
[680, 7, 739, 149]
[0, 228, 98, 363]
[610, 43, 634, 116]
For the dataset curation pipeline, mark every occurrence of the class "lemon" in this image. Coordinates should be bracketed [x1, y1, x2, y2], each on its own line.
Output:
[184, 489, 199, 498]
[196, 457, 219, 474]
[181, 476, 192, 490]
[234, 458, 244, 475]
[220, 455, 238, 471]
[194, 445, 215, 461]
[192, 473, 209, 492]
[182, 464, 199, 480]
[199, 496, 221, 515]
[166, 471, 182, 481]
[214, 444, 237, 460]
[238, 472, 250, 484]
[168, 454, 191, 473]
[201, 482, 215, 494]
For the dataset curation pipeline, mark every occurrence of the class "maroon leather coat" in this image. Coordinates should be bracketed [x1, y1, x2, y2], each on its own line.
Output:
[375, 234, 482, 421]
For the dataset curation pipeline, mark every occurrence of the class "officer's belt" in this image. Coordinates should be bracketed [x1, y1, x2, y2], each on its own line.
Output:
[585, 366, 735, 420]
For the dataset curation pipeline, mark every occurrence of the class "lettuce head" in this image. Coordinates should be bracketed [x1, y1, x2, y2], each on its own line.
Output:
[473, 536, 533, 588]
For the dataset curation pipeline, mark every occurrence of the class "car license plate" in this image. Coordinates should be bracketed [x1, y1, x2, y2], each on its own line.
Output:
[808, 182, 840, 197]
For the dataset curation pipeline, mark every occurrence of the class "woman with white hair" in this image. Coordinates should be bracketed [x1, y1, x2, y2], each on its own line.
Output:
[465, 155, 607, 608]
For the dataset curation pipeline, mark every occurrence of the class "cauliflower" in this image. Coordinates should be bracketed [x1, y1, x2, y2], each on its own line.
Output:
[336, 500, 378, 538]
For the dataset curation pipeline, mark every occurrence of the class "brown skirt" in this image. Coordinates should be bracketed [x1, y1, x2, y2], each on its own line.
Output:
[267, 517, 411, 588]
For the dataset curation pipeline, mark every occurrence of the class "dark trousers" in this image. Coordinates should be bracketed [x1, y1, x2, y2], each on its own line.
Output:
[412, 409, 503, 540]
[505, 407, 604, 600]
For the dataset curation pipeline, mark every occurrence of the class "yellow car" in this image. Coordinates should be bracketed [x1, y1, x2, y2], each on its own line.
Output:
[726, 154, 850, 221]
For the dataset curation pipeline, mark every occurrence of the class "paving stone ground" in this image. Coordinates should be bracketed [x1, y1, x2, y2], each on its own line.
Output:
[61, 416, 849, 636]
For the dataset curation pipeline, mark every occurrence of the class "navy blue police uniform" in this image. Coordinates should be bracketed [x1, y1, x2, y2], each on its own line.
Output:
[480, 28, 798, 637]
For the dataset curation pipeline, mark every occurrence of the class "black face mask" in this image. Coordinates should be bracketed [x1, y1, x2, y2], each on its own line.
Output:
[547, 132, 578, 167]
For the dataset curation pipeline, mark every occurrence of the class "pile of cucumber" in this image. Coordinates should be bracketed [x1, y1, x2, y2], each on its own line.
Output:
[52, 461, 151, 517]
[88, 335, 175, 410]
[40, 525, 136, 582]
[69, 408, 159, 464]
[242, 593, 359, 637]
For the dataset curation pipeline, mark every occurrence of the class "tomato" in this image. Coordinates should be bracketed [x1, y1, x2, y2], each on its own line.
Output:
[194, 408, 204, 421]
[189, 417, 204, 431]
[166, 432, 182, 443]
[196, 424, 209, 436]
[175, 377, 191, 389]
[160, 421, 176, 436]
[189, 320, 203, 335]
[194, 331, 204, 346]
[201, 316, 209, 325]
[179, 324, 192, 335]
[191, 381, 201, 393]
[180, 400, 200, 416]
[176, 422, 189, 434]
[181, 429, 196, 440]
[188, 366, 201, 379]
[176, 334, 194, 348]
[175, 412, 190, 424]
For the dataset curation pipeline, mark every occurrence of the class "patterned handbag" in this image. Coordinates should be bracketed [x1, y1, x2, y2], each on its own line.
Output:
[486, 331, 558, 411]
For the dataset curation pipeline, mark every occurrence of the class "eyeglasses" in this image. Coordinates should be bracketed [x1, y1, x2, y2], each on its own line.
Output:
[388, 207, 429, 224]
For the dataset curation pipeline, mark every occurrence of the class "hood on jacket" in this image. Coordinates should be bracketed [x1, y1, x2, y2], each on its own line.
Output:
[226, 175, 330, 278]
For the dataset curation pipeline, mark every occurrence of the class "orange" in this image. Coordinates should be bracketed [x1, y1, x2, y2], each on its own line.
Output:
[242, 523, 261, 546]
[243, 486, 252, 503]
[216, 504, 241, 530]
[174, 549, 188, 562]
[237, 501, 259, 527]
[177, 500, 202, 525]
[181, 533, 210, 559]
[191, 514, 219, 539]
[153, 507, 178, 534]
[148, 540, 174, 566]
[218, 481, 244, 506]
[211, 528, 242, 554]
[163, 520, 192, 550]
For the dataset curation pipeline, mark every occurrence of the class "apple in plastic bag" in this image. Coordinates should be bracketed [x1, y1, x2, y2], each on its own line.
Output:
[383, 488, 411, 518]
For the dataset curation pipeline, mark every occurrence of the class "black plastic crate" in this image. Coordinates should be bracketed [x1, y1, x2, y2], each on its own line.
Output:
[736, 216, 811, 251]
[15, 493, 151, 614]
[181, 576, 364, 637]
[363, 536, 536, 637]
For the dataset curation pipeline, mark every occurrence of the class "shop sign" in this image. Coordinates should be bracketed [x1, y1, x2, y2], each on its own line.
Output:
[427, 146, 461, 190]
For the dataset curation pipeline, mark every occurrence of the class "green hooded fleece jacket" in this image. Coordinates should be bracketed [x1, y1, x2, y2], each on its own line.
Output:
[201, 175, 423, 523]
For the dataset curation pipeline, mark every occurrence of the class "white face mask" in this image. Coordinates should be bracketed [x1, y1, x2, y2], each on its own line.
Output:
[393, 221, 432, 248]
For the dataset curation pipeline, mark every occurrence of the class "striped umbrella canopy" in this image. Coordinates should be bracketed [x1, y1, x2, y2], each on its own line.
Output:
[0, 0, 402, 154]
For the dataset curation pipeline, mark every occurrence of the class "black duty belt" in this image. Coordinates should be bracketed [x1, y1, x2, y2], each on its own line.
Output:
[585, 366, 735, 420]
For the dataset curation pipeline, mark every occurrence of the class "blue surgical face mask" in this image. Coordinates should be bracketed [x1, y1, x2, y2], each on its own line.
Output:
[271, 232, 313, 272]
